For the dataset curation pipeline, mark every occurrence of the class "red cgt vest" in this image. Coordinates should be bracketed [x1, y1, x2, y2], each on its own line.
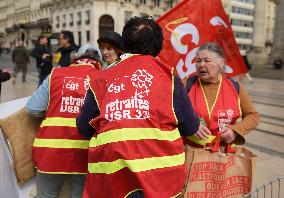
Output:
[33, 63, 96, 174]
[84, 55, 186, 198]
[189, 75, 242, 136]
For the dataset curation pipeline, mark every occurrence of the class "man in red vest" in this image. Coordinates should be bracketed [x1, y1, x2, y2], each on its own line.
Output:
[26, 44, 101, 198]
[77, 16, 200, 198]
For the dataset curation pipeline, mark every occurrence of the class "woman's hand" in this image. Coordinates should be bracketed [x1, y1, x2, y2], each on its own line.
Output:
[195, 124, 212, 140]
[221, 127, 237, 143]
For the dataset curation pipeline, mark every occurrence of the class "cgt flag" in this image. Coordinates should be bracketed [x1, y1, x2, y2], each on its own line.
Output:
[156, 0, 247, 79]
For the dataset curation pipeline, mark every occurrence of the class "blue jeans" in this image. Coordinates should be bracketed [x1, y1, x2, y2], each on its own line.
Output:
[36, 172, 86, 198]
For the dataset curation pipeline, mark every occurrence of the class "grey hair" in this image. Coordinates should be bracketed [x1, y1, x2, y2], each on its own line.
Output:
[197, 42, 224, 60]
[196, 42, 225, 73]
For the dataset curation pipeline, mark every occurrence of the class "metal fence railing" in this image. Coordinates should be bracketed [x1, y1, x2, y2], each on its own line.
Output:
[242, 176, 284, 198]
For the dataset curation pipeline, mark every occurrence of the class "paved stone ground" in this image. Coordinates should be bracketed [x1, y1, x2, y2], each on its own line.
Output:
[240, 78, 284, 196]
[250, 63, 284, 80]
[0, 53, 37, 102]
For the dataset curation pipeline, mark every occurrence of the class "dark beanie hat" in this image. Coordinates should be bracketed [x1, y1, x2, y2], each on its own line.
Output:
[97, 31, 124, 51]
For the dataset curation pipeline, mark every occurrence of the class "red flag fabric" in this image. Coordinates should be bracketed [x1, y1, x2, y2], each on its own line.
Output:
[157, 0, 247, 79]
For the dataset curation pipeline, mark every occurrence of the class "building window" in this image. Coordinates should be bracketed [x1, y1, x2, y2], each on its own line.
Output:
[124, 0, 131, 2]
[78, 31, 81, 46]
[232, 0, 254, 3]
[99, 15, 114, 38]
[69, 13, 73, 27]
[85, 10, 90, 25]
[231, 19, 253, 27]
[167, 0, 173, 9]
[154, 0, 160, 7]
[62, 14, 66, 28]
[125, 11, 132, 24]
[234, 31, 253, 39]
[232, 6, 254, 16]
[86, 30, 90, 42]
[77, 12, 81, 26]
[140, 0, 146, 5]
[56, 15, 60, 28]
[238, 44, 251, 51]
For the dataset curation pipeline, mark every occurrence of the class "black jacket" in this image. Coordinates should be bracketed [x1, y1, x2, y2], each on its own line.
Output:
[12, 47, 30, 65]
[57, 44, 79, 67]
[30, 44, 53, 75]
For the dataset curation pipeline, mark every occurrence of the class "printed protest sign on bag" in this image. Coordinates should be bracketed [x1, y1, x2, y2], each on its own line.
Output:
[183, 146, 256, 198]
[157, 0, 247, 79]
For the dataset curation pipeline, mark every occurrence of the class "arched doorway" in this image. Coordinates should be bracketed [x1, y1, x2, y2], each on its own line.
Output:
[99, 15, 114, 38]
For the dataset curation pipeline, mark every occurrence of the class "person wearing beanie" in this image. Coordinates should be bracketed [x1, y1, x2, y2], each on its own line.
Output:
[97, 31, 124, 68]
[25, 44, 102, 198]
[72, 44, 103, 66]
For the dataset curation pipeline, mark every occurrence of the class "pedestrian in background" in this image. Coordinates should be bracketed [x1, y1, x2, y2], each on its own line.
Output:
[57, 31, 79, 67]
[11, 40, 30, 85]
[30, 35, 53, 87]
[234, 54, 253, 83]
[241, 54, 253, 83]
[97, 31, 124, 68]
[273, 57, 282, 69]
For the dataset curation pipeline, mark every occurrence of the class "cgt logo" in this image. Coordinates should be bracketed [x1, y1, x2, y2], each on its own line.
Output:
[65, 80, 79, 91]
[61, 77, 87, 114]
[108, 83, 126, 93]
[62, 77, 86, 93]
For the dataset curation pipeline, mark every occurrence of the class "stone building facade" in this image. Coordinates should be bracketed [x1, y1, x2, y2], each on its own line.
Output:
[271, 0, 284, 61]
[222, 0, 276, 59]
[52, 0, 177, 46]
[222, 0, 255, 55]
[0, 0, 52, 49]
[0, 0, 277, 65]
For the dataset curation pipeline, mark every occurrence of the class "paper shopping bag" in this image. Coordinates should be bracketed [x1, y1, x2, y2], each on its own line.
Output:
[0, 108, 42, 185]
[183, 145, 256, 198]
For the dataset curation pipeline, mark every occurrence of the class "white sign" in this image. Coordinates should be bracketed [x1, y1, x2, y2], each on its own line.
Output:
[105, 69, 153, 122]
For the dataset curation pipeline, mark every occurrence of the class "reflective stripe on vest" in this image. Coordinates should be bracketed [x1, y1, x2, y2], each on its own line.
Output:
[187, 135, 216, 146]
[33, 138, 89, 149]
[187, 135, 236, 148]
[88, 152, 185, 174]
[89, 128, 181, 148]
[40, 117, 76, 127]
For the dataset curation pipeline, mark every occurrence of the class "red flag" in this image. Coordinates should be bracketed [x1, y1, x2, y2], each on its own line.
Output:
[157, 0, 247, 79]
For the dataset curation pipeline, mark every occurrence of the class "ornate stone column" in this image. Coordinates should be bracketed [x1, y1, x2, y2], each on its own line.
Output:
[248, 0, 269, 65]
[271, 0, 284, 60]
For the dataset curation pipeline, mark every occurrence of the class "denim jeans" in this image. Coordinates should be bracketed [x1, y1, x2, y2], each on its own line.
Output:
[36, 172, 86, 198]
